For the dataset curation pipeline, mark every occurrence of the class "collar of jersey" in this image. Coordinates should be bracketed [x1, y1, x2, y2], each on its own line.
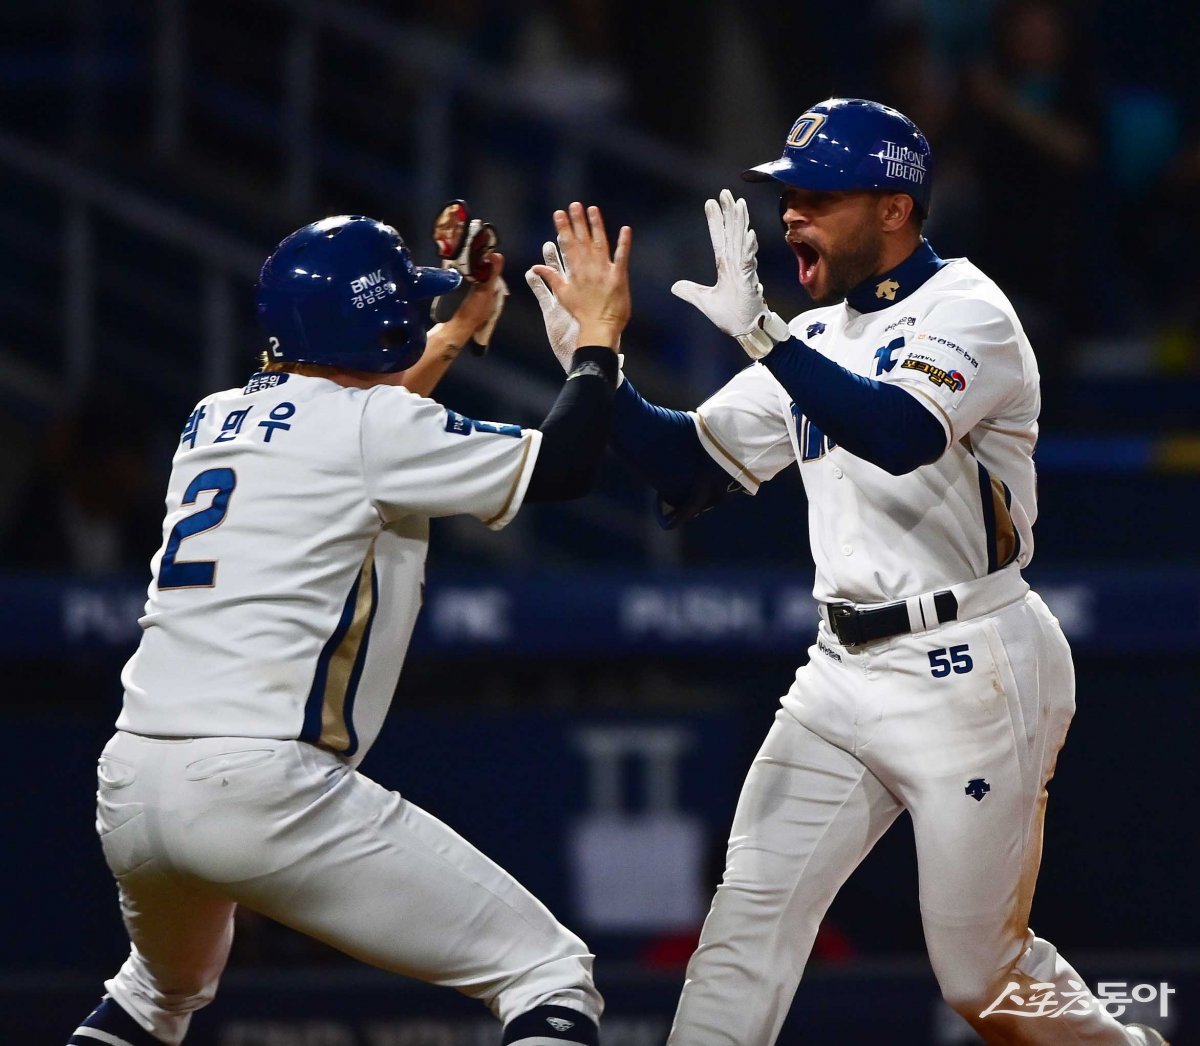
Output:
[843, 239, 947, 315]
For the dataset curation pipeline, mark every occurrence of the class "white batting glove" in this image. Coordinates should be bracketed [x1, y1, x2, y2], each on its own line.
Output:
[671, 188, 789, 360]
[526, 241, 623, 376]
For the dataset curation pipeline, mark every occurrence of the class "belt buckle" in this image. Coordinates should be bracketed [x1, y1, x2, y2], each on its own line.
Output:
[828, 603, 861, 646]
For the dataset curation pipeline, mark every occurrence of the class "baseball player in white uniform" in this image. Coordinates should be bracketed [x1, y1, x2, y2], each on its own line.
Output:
[528, 99, 1166, 1045]
[69, 206, 631, 1046]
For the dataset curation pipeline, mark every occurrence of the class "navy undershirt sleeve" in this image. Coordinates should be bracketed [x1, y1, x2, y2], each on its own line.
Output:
[761, 337, 947, 475]
[525, 347, 618, 502]
[611, 378, 736, 527]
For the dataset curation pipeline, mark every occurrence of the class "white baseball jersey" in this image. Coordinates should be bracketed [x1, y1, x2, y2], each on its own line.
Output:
[669, 248, 1137, 1046]
[692, 256, 1038, 605]
[118, 371, 541, 764]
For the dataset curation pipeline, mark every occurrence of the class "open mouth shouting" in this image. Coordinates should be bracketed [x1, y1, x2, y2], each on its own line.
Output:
[789, 236, 822, 289]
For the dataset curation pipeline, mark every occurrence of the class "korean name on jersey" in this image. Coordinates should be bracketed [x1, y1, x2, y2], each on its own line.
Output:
[119, 372, 540, 764]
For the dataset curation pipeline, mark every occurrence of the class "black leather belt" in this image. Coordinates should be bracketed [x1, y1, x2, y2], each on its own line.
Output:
[824, 590, 959, 646]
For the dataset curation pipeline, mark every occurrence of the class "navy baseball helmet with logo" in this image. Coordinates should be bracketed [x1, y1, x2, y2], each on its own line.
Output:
[742, 98, 932, 217]
[256, 215, 463, 373]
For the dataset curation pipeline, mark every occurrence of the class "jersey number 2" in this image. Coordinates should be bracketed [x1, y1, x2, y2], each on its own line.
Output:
[158, 467, 237, 589]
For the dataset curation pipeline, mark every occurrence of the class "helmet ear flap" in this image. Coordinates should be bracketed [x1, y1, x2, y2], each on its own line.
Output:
[376, 302, 427, 362]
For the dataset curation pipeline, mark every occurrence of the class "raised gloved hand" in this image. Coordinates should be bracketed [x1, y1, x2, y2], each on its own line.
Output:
[526, 239, 623, 375]
[670, 188, 789, 359]
[430, 199, 508, 355]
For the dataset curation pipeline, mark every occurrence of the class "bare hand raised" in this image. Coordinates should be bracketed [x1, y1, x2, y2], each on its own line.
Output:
[529, 203, 631, 350]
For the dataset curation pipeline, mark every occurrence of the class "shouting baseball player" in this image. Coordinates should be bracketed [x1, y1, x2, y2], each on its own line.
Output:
[69, 206, 630, 1046]
[529, 99, 1166, 1045]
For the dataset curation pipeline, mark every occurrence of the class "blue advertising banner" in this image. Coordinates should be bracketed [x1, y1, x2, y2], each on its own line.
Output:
[2, 567, 1198, 658]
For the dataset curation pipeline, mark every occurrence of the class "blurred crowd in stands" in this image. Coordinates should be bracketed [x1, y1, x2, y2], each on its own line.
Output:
[409, 0, 1200, 376]
[3, 0, 1199, 573]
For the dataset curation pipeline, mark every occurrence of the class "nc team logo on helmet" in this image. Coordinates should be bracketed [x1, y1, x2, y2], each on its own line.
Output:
[787, 113, 827, 149]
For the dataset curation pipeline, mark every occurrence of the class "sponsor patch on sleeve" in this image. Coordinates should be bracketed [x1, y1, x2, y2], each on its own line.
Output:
[899, 357, 968, 392]
[243, 371, 290, 394]
[445, 410, 522, 437]
[911, 331, 980, 369]
[888, 329, 981, 396]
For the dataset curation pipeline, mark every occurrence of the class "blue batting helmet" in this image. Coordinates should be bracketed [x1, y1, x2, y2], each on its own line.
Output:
[742, 98, 932, 217]
[256, 215, 463, 373]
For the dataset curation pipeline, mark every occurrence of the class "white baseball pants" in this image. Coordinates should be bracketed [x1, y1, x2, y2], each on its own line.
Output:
[95, 731, 601, 1045]
[669, 582, 1139, 1045]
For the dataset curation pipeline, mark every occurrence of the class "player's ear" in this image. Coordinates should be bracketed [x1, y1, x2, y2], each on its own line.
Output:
[879, 193, 913, 232]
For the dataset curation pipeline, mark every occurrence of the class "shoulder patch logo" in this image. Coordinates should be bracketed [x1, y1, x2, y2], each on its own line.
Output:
[444, 410, 522, 438]
[900, 358, 967, 392]
[875, 279, 900, 301]
[445, 409, 473, 436]
[243, 371, 289, 395]
[806, 321, 826, 338]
